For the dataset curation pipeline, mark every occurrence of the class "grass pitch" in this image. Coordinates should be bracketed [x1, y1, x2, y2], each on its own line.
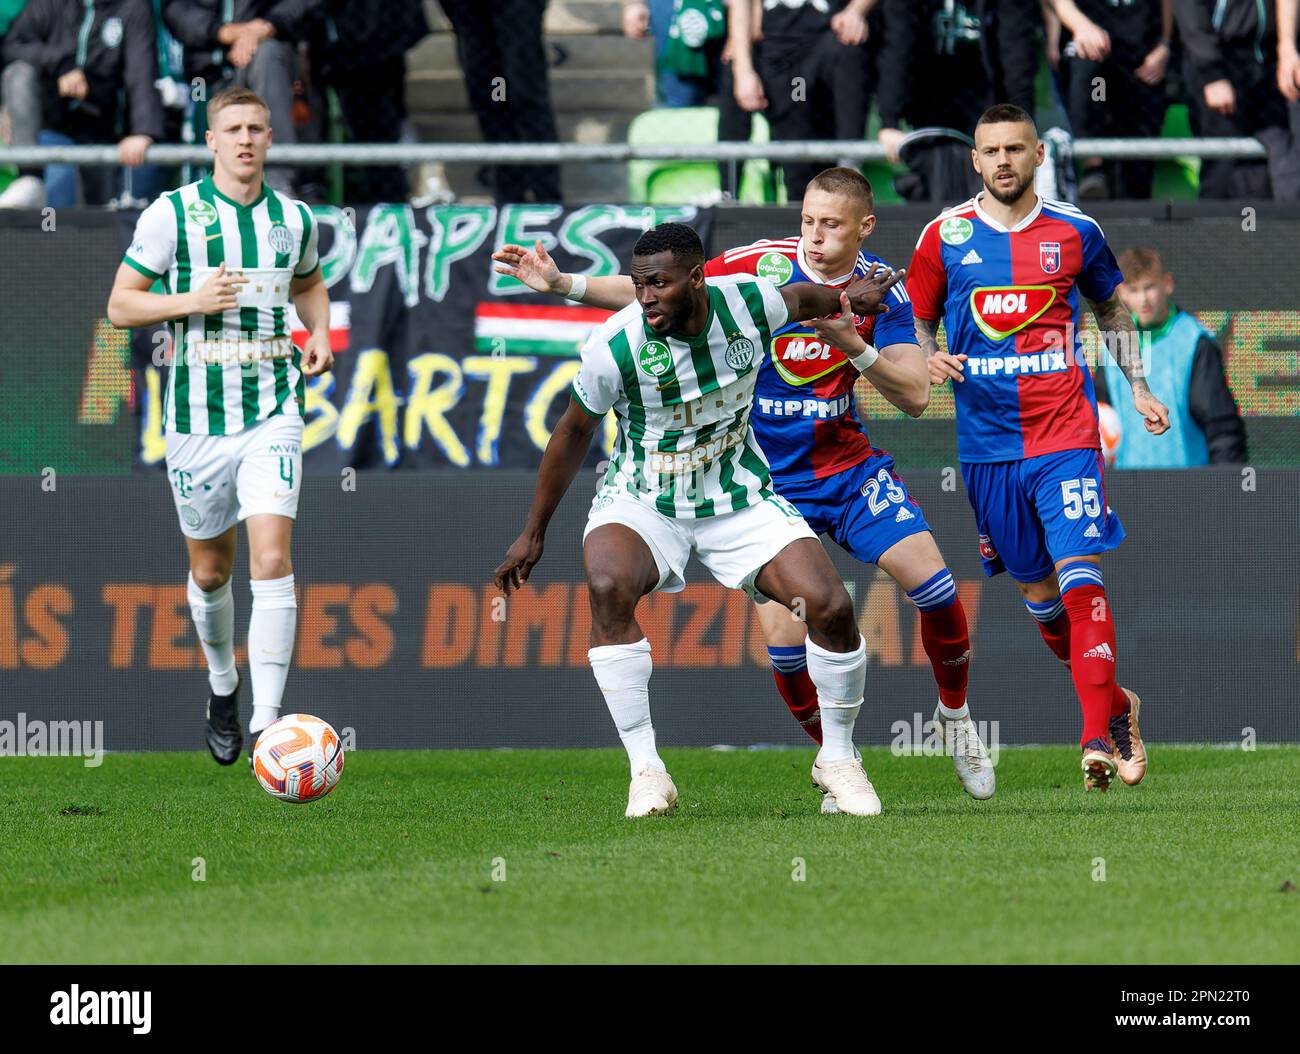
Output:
[3, 746, 1298, 964]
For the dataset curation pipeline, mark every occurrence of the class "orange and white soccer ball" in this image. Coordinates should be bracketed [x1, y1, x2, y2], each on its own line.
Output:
[251, 714, 345, 803]
[1097, 402, 1122, 466]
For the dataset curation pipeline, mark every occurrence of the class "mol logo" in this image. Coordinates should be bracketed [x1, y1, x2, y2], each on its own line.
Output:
[969, 285, 1056, 341]
[770, 330, 850, 385]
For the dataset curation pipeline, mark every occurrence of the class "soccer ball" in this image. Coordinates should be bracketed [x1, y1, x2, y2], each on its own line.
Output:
[251, 714, 345, 803]
[1097, 402, 1122, 466]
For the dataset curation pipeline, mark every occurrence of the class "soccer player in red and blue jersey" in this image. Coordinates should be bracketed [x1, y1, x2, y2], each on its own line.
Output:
[494, 168, 996, 805]
[908, 104, 1170, 791]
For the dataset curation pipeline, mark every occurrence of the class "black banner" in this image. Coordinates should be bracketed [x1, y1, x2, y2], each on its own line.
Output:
[124, 203, 709, 471]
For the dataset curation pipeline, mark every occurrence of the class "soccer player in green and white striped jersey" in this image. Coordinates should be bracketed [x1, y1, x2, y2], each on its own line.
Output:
[495, 223, 904, 818]
[107, 88, 333, 767]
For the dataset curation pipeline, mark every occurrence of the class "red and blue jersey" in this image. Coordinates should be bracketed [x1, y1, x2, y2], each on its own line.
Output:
[907, 194, 1124, 464]
[704, 236, 917, 484]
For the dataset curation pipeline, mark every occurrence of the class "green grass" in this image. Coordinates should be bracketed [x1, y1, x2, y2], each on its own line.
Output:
[3, 747, 1299, 964]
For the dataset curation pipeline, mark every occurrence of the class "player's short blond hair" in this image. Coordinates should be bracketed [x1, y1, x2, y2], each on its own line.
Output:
[207, 87, 271, 128]
[1118, 247, 1166, 283]
[805, 167, 874, 216]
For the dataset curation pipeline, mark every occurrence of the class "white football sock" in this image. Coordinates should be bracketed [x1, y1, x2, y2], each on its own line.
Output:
[806, 635, 866, 763]
[188, 574, 238, 697]
[589, 637, 664, 774]
[248, 574, 297, 734]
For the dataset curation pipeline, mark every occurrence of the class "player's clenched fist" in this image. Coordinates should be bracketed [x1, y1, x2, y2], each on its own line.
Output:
[492, 241, 565, 295]
[1132, 388, 1171, 435]
[300, 332, 333, 376]
[494, 531, 545, 595]
[928, 352, 967, 385]
[193, 262, 248, 314]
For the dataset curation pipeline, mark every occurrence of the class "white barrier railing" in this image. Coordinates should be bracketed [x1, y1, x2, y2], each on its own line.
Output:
[0, 137, 1269, 166]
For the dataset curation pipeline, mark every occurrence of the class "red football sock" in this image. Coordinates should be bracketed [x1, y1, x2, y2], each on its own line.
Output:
[771, 666, 822, 744]
[1110, 684, 1131, 718]
[1035, 612, 1072, 665]
[919, 598, 971, 711]
[1061, 584, 1119, 747]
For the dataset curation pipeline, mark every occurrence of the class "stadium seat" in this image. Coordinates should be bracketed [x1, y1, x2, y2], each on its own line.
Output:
[1153, 104, 1200, 200]
[626, 107, 780, 204]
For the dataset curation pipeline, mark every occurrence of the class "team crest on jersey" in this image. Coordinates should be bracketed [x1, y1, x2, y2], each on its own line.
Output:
[724, 334, 756, 370]
[771, 330, 847, 385]
[969, 285, 1057, 341]
[1039, 242, 1061, 274]
[939, 217, 973, 245]
[186, 200, 218, 227]
[756, 252, 794, 285]
[638, 339, 672, 378]
[267, 223, 295, 255]
[978, 533, 997, 561]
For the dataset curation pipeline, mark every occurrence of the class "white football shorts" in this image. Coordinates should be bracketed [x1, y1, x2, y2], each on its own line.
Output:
[164, 414, 304, 539]
[582, 488, 816, 602]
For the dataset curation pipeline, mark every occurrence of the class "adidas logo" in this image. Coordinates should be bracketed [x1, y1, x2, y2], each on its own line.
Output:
[894, 506, 915, 522]
[1083, 523, 1101, 539]
[1082, 642, 1115, 662]
[960, 249, 983, 265]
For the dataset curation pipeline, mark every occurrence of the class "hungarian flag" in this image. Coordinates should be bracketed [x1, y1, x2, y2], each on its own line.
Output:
[289, 300, 352, 352]
[474, 302, 614, 358]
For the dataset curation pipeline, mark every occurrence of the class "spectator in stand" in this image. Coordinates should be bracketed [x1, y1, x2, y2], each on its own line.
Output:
[625, 0, 727, 107]
[624, 0, 752, 196]
[1096, 247, 1247, 467]
[874, 1, 1043, 202]
[1270, 0, 1300, 197]
[0, 0, 163, 207]
[1053, 1, 1171, 200]
[439, 0, 561, 204]
[728, 0, 878, 200]
[162, 0, 319, 195]
[1282, 0, 1300, 100]
[316, 0, 428, 204]
[875, 1, 1041, 167]
[1175, 0, 1285, 198]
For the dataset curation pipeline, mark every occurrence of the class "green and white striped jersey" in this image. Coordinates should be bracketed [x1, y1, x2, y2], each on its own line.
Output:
[572, 274, 791, 518]
[123, 175, 320, 436]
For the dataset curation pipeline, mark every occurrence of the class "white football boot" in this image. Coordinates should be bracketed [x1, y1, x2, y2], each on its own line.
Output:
[935, 703, 996, 800]
[819, 746, 862, 814]
[812, 751, 882, 816]
[625, 766, 678, 818]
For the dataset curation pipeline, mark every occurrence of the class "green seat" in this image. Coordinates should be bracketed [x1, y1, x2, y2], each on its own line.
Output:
[627, 107, 779, 204]
[1152, 103, 1200, 199]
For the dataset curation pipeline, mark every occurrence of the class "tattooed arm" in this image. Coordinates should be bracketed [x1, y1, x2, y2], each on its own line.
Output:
[1089, 291, 1171, 435]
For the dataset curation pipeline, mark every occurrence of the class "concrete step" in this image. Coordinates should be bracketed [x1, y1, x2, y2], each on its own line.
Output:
[425, 0, 628, 35]
[410, 31, 654, 74]
[412, 111, 636, 145]
[408, 68, 653, 115]
[426, 160, 628, 205]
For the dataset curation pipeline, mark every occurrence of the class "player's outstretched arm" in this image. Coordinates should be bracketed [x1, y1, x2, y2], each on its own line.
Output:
[1088, 290, 1171, 435]
[494, 398, 601, 595]
[811, 291, 929, 416]
[492, 241, 635, 310]
[782, 261, 907, 325]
